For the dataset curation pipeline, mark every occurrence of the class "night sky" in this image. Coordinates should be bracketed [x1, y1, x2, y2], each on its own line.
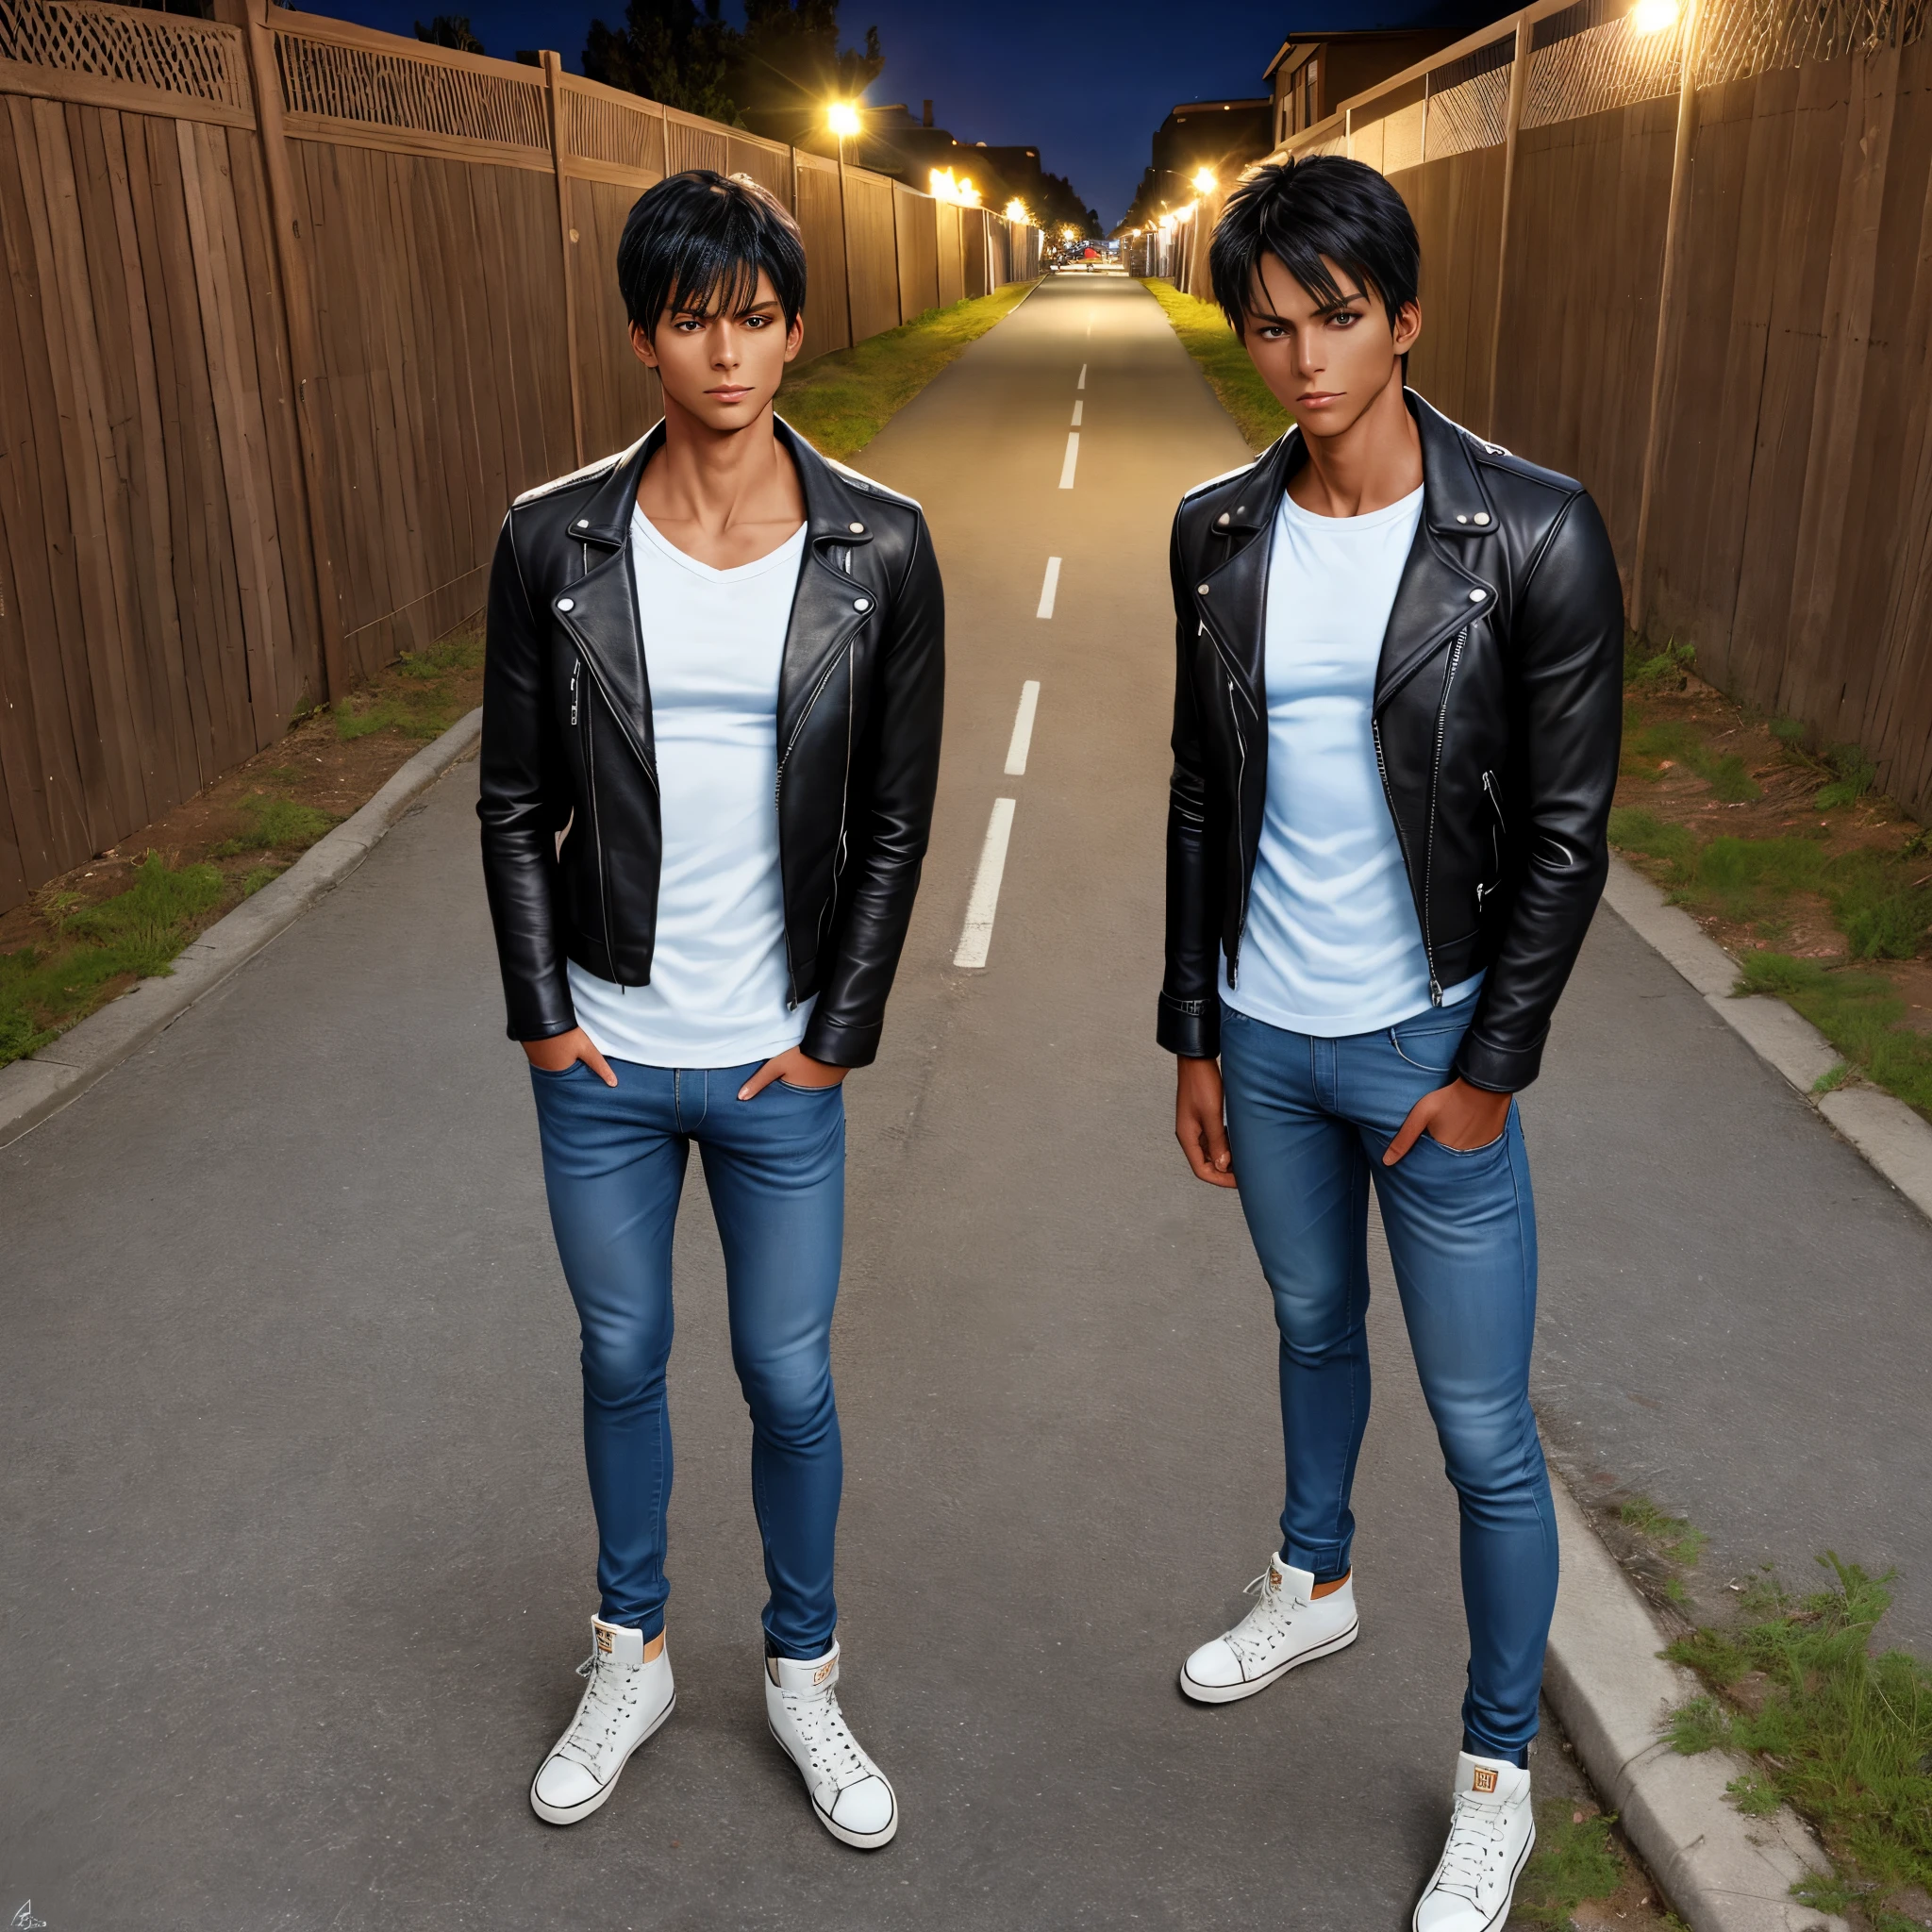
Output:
[321, 0, 1475, 225]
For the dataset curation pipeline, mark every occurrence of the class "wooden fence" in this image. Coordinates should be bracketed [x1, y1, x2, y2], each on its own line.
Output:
[1172, 0, 1932, 822]
[0, 0, 1039, 913]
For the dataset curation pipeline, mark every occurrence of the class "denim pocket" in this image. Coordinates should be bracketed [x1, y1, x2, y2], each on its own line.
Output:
[1389, 1019, 1466, 1074]
[775, 1075, 843, 1095]
[529, 1058, 589, 1080]
[1422, 1123, 1508, 1157]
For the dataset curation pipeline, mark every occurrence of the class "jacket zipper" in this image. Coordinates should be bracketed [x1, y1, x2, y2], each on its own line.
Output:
[1225, 671, 1249, 987]
[581, 678, 615, 972]
[570, 657, 580, 728]
[1417, 629, 1468, 1004]
[774, 642, 854, 1008]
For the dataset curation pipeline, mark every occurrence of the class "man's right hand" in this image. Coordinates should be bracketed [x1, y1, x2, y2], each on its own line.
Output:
[523, 1027, 618, 1087]
[1175, 1056, 1237, 1188]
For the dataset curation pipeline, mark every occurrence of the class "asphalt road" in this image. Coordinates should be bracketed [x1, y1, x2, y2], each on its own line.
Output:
[4, 274, 1929, 1929]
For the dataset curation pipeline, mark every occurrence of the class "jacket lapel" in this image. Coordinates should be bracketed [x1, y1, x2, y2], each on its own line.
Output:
[1373, 393, 1500, 710]
[774, 417, 876, 752]
[550, 431, 656, 773]
[1196, 433, 1291, 703]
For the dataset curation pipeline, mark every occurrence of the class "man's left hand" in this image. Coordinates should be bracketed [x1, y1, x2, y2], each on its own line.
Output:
[738, 1047, 849, 1101]
[1383, 1077, 1511, 1165]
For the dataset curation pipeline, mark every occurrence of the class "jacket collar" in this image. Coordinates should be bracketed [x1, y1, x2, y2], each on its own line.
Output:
[548, 413, 882, 768]
[567, 414, 881, 554]
[1195, 390, 1500, 709]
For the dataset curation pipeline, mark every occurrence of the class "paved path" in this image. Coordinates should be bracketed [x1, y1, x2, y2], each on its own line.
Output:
[4, 275, 1929, 1929]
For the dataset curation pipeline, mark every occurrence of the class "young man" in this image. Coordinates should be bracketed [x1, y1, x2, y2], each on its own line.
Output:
[479, 171, 942, 1846]
[1159, 158, 1622, 1928]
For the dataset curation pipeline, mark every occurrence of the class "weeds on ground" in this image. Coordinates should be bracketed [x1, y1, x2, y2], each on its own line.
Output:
[1666, 1557, 1932, 1909]
[1736, 954, 1932, 1114]
[334, 625, 484, 742]
[1512, 1802, 1625, 1925]
[1608, 810, 1932, 964]
[209, 793, 335, 857]
[1626, 636, 1697, 691]
[1619, 1497, 1711, 1569]
[0, 855, 223, 1066]
[1140, 277, 1293, 451]
[778, 283, 1036, 462]
[1623, 713, 1763, 801]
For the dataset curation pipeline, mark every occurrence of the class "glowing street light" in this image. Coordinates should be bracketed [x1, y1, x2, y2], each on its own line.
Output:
[828, 101, 860, 348]
[1630, 0, 1680, 27]
[1191, 167, 1218, 193]
[1004, 197, 1030, 224]
[928, 167, 981, 207]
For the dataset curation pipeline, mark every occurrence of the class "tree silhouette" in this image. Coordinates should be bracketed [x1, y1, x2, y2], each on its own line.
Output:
[583, 0, 739, 122]
[414, 13, 485, 53]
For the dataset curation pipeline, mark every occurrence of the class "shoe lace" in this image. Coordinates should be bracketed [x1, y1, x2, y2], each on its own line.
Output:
[786, 1683, 874, 1792]
[1226, 1567, 1304, 1669]
[1435, 1790, 1508, 1899]
[558, 1649, 641, 1774]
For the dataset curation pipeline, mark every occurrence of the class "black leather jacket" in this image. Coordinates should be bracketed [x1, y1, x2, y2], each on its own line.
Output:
[478, 417, 944, 1068]
[1159, 392, 1624, 1093]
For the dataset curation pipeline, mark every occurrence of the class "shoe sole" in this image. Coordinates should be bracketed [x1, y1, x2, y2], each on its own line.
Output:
[1409, 1815, 1536, 1932]
[766, 1721, 900, 1850]
[528, 1690, 676, 1826]
[1178, 1619, 1359, 1705]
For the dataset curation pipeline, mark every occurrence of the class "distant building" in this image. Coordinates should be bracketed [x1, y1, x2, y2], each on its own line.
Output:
[1119, 97, 1273, 233]
[1265, 8, 1510, 146]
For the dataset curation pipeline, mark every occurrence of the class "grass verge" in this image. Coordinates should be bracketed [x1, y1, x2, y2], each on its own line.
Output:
[778, 283, 1037, 461]
[1667, 1557, 1932, 1928]
[1139, 277, 1292, 452]
[1, 616, 485, 1070]
[1514, 1802, 1635, 1925]
[1611, 635, 1932, 1124]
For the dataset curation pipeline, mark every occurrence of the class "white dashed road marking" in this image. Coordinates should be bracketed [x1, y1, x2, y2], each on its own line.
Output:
[1037, 557, 1061, 619]
[955, 799, 1017, 970]
[1071, 401, 1083, 425]
[1058, 433, 1079, 490]
[1077, 363, 1087, 389]
[1005, 682, 1041, 776]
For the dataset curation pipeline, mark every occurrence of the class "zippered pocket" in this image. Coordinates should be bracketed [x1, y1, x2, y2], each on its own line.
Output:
[1478, 768, 1507, 912]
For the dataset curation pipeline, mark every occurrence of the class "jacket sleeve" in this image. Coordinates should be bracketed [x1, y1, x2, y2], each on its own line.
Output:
[1157, 503, 1224, 1058]
[477, 507, 577, 1043]
[800, 512, 945, 1068]
[1453, 490, 1624, 1093]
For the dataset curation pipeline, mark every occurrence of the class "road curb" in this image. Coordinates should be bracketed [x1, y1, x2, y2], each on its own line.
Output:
[0, 707, 483, 1151]
[1600, 853, 1932, 1223]
[1544, 1474, 1845, 1932]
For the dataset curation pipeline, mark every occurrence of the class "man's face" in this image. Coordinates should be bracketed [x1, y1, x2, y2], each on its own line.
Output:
[631, 266, 804, 431]
[1241, 252, 1420, 441]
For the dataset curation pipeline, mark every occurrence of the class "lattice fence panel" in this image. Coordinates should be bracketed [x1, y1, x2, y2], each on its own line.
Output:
[663, 115, 728, 176]
[0, 0, 248, 111]
[275, 29, 549, 149]
[562, 84, 663, 175]
[1698, 0, 1928, 83]
[1523, 10, 1682, 126]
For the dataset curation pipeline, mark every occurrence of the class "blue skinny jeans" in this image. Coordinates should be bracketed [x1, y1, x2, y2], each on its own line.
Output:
[528, 1058, 845, 1659]
[1217, 1002, 1558, 1761]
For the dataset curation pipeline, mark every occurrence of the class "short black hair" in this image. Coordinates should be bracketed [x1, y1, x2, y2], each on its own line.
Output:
[1209, 156, 1420, 337]
[616, 169, 807, 341]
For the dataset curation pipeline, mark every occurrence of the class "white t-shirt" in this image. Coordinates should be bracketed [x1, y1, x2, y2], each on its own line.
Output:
[1220, 482, 1480, 1038]
[567, 508, 811, 1068]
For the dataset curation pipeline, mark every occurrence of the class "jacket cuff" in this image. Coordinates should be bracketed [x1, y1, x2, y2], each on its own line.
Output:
[801, 1011, 882, 1069]
[1157, 991, 1221, 1059]
[1453, 1026, 1545, 1094]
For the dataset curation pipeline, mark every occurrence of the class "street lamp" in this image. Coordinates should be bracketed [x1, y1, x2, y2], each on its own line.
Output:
[827, 101, 860, 349]
[1191, 166, 1217, 193]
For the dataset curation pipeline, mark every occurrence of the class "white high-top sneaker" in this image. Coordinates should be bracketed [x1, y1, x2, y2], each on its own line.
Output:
[765, 1642, 898, 1849]
[1411, 1751, 1536, 1931]
[528, 1617, 675, 1825]
[1179, 1552, 1359, 1703]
